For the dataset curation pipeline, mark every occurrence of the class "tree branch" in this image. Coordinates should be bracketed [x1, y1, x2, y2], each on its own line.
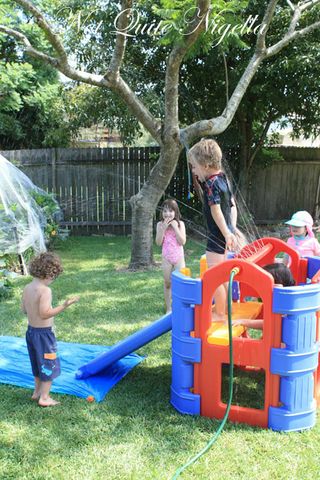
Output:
[105, 0, 133, 80]
[102, 1, 162, 143]
[0, 25, 59, 67]
[0, 25, 109, 85]
[181, 52, 265, 142]
[300, 0, 320, 13]
[266, 0, 320, 58]
[13, 0, 68, 63]
[222, 50, 229, 107]
[181, 0, 320, 143]
[287, 7, 302, 35]
[164, 0, 210, 136]
[2, 0, 162, 145]
[248, 115, 275, 169]
[256, 0, 279, 51]
[111, 77, 162, 143]
[266, 20, 320, 57]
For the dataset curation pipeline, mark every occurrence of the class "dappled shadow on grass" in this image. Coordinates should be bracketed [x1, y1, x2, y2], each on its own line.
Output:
[55, 305, 168, 347]
[0, 361, 261, 460]
[55, 236, 204, 275]
[0, 236, 201, 343]
[0, 387, 118, 478]
[1, 366, 318, 479]
[0, 366, 216, 477]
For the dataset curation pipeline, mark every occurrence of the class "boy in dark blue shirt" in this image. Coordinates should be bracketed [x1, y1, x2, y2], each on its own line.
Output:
[188, 138, 238, 321]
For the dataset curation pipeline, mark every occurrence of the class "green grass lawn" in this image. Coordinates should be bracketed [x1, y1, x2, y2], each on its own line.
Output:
[0, 237, 319, 480]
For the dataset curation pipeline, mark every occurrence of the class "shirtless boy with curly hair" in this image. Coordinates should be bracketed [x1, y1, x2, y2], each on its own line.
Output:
[22, 252, 79, 406]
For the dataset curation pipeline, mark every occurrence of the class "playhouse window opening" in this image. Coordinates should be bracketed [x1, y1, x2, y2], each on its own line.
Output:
[274, 252, 291, 266]
[221, 364, 265, 410]
[247, 328, 263, 340]
[231, 284, 265, 340]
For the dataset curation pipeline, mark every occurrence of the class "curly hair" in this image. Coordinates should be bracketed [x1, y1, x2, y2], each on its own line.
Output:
[29, 252, 63, 280]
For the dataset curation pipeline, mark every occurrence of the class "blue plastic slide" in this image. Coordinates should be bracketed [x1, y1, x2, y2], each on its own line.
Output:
[75, 313, 172, 379]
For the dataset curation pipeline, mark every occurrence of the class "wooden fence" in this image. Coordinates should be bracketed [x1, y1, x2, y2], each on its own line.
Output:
[249, 147, 320, 223]
[0, 147, 188, 234]
[1, 146, 320, 234]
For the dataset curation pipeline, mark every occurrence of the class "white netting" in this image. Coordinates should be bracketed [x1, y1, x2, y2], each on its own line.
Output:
[0, 154, 47, 255]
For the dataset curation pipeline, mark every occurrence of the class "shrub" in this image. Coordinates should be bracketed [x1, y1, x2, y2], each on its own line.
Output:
[0, 258, 16, 301]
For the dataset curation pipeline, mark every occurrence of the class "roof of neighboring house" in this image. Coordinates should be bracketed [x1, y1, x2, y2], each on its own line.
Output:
[72, 125, 122, 148]
[271, 128, 320, 148]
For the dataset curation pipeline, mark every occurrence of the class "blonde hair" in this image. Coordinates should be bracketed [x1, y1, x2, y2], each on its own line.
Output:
[188, 138, 222, 169]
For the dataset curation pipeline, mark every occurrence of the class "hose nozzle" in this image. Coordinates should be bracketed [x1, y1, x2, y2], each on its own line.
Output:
[231, 267, 240, 276]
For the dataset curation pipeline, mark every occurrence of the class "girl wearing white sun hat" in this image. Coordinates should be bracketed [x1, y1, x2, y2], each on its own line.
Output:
[285, 210, 320, 258]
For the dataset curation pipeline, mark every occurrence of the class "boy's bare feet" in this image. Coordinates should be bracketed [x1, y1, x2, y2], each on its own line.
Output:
[38, 397, 60, 407]
[31, 391, 41, 401]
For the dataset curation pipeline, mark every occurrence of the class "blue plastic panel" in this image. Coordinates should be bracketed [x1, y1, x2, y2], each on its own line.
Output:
[171, 302, 195, 333]
[280, 375, 314, 412]
[172, 334, 201, 364]
[271, 347, 318, 376]
[232, 281, 240, 301]
[306, 256, 320, 280]
[170, 386, 200, 415]
[273, 284, 320, 314]
[171, 358, 194, 389]
[268, 403, 316, 432]
[172, 272, 202, 305]
[282, 314, 317, 351]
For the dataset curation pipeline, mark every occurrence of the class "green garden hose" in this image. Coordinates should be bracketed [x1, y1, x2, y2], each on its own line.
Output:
[172, 267, 239, 479]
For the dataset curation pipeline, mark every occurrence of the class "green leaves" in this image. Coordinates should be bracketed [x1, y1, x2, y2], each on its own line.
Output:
[0, 262, 15, 301]
[152, 0, 249, 52]
[0, 63, 35, 112]
[29, 190, 67, 245]
[0, 61, 72, 148]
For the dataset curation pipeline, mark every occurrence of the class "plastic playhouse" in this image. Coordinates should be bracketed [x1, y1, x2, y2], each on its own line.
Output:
[171, 237, 320, 432]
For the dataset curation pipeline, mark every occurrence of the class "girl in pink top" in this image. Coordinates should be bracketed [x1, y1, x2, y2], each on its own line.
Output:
[156, 199, 186, 312]
[285, 211, 320, 258]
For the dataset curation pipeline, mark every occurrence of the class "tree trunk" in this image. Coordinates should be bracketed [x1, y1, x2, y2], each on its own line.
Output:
[129, 141, 181, 269]
[130, 193, 157, 268]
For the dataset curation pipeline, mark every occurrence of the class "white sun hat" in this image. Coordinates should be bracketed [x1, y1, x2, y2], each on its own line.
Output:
[285, 211, 314, 237]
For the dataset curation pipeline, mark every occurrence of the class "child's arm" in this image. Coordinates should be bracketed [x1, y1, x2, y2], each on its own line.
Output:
[313, 239, 320, 257]
[210, 204, 236, 250]
[170, 220, 186, 245]
[232, 319, 263, 330]
[155, 221, 167, 246]
[39, 288, 79, 320]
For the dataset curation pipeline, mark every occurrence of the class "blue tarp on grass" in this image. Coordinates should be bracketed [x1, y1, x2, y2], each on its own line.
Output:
[0, 336, 144, 402]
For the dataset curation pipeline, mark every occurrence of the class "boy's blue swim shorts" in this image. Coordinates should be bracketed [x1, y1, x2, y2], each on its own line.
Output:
[26, 326, 61, 381]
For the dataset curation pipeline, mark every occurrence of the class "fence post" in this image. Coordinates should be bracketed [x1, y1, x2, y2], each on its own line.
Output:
[51, 148, 57, 194]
